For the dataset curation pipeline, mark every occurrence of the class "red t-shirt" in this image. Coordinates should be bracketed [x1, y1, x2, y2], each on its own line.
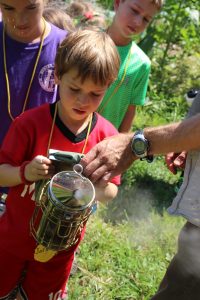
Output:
[0, 103, 120, 259]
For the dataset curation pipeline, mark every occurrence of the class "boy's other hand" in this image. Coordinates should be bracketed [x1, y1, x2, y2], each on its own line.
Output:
[25, 155, 55, 182]
[165, 151, 187, 174]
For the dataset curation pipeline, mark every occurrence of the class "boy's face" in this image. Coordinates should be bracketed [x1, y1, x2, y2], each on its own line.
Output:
[55, 68, 109, 125]
[114, 0, 158, 39]
[0, 0, 45, 42]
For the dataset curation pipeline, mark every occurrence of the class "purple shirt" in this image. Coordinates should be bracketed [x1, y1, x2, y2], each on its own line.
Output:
[0, 22, 67, 146]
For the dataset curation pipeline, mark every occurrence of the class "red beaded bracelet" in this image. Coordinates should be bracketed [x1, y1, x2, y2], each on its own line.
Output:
[19, 161, 33, 185]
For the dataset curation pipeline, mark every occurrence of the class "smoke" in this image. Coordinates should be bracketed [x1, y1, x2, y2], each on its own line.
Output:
[101, 183, 182, 248]
[103, 185, 155, 225]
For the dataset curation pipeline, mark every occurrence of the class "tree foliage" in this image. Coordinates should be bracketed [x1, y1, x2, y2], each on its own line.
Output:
[147, 0, 200, 96]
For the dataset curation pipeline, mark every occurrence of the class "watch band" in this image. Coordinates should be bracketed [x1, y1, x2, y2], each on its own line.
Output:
[132, 130, 154, 163]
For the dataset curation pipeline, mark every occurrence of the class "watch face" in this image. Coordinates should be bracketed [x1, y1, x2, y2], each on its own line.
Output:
[131, 131, 152, 161]
[134, 139, 146, 154]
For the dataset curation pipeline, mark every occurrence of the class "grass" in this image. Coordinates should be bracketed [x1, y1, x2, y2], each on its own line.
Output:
[68, 208, 184, 300]
[68, 150, 184, 299]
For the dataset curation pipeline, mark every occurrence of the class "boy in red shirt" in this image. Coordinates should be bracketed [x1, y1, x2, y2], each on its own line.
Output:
[0, 29, 120, 300]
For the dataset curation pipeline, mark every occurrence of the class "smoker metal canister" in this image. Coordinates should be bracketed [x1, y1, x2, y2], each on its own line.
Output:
[31, 168, 95, 251]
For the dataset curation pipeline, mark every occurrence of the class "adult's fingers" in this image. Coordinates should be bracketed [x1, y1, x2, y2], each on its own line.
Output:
[87, 164, 111, 183]
[173, 151, 187, 170]
[168, 163, 177, 175]
[165, 153, 177, 174]
[80, 149, 100, 175]
[81, 133, 134, 181]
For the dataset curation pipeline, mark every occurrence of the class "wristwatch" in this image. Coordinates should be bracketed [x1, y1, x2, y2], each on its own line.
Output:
[131, 130, 153, 163]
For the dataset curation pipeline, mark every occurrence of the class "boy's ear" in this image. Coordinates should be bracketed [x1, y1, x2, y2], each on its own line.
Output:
[114, 0, 121, 11]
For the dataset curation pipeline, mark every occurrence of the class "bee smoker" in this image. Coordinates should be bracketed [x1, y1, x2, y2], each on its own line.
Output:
[30, 164, 96, 251]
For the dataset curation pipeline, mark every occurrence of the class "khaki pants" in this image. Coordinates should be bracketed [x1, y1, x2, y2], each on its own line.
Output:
[151, 222, 200, 300]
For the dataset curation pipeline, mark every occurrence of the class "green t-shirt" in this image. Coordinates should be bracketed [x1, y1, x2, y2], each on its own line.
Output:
[97, 41, 151, 129]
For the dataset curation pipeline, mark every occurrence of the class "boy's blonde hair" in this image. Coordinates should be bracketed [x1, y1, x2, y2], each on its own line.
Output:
[121, 0, 164, 10]
[55, 29, 120, 86]
[151, 0, 164, 10]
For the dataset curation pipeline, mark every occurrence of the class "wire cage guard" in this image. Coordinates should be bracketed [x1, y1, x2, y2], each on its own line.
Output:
[30, 168, 96, 251]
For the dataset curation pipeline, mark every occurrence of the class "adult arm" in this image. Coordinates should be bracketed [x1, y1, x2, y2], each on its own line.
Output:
[81, 113, 200, 183]
[144, 114, 200, 155]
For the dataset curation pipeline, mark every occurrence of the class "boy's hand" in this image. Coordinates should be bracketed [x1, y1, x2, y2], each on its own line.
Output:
[24, 155, 55, 182]
[165, 151, 187, 174]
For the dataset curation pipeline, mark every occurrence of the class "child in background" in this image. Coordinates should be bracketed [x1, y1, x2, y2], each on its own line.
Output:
[67, 1, 107, 30]
[0, 29, 120, 300]
[0, 0, 66, 198]
[66, 0, 92, 18]
[0, 0, 67, 149]
[98, 0, 164, 132]
[43, 5, 75, 31]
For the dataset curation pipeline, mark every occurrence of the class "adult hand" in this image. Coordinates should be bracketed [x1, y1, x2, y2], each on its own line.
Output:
[165, 151, 187, 174]
[81, 133, 136, 184]
[24, 155, 55, 182]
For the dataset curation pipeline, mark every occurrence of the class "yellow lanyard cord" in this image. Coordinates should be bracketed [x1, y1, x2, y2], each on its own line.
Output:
[97, 46, 131, 114]
[3, 18, 46, 121]
[46, 103, 58, 156]
[47, 103, 93, 156]
[81, 113, 93, 154]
